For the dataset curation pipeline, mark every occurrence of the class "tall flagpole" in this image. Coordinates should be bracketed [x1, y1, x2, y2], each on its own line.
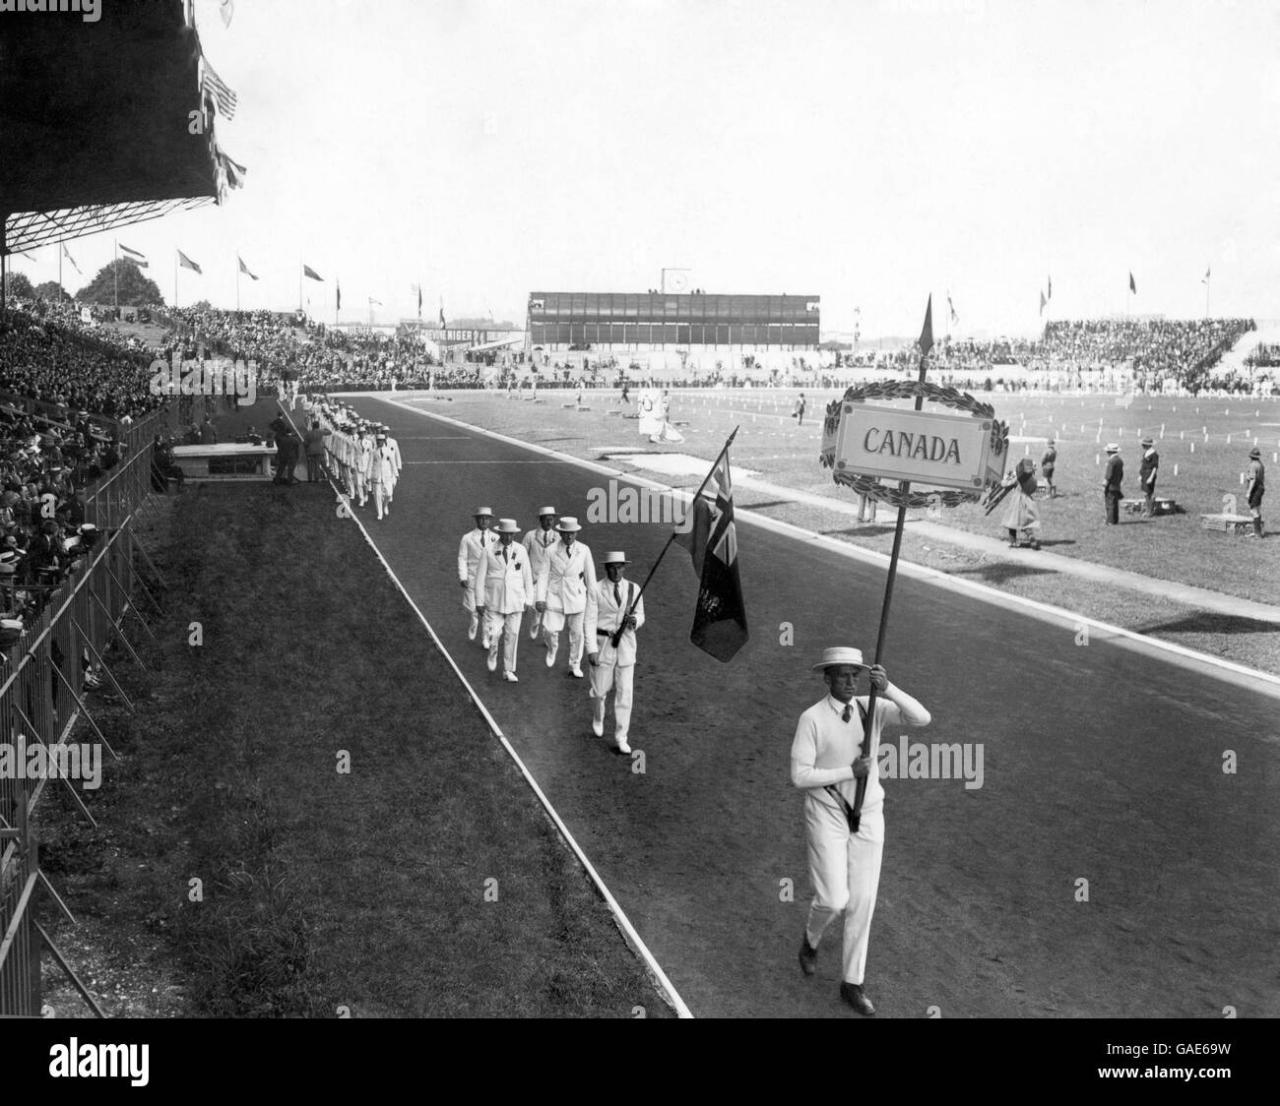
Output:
[113, 239, 119, 314]
[1205, 271, 1210, 320]
[173, 251, 178, 309]
[849, 297, 932, 830]
[236, 256, 241, 312]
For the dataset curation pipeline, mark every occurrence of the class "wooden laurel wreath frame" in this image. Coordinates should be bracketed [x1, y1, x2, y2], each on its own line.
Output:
[819, 379, 1010, 509]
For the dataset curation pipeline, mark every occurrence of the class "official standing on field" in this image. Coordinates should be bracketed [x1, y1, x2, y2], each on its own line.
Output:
[534, 516, 596, 678]
[584, 552, 644, 755]
[522, 507, 559, 641]
[1247, 446, 1266, 538]
[1103, 443, 1123, 524]
[1139, 436, 1159, 517]
[458, 507, 497, 646]
[474, 519, 535, 682]
[792, 647, 931, 1015]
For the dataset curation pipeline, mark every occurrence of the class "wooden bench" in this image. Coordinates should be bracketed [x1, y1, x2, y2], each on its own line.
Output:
[1122, 497, 1177, 516]
[172, 443, 277, 481]
[1200, 513, 1253, 534]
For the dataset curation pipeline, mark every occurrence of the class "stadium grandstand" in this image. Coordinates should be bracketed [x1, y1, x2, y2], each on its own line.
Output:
[527, 292, 821, 353]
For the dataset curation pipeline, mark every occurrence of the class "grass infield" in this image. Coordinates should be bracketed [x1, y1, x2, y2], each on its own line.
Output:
[36, 484, 672, 1018]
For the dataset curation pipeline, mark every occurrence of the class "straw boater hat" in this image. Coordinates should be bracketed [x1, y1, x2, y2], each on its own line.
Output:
[495, 518, 521, 534]
[537, 506, 557, 517]
[601, 551, 630, 566]
[1105, 443, 1120, 453]
[556, 516, 582, 532]
[1141, 436, 1154, 447]
[1250, 447, 1261, 458]
[811, 646, 866, 672]
[474, 506, 494, 518]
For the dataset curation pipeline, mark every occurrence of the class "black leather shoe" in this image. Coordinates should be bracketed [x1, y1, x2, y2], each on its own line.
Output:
[840, 982, 875, 1016]
[798, 935, 818, 977]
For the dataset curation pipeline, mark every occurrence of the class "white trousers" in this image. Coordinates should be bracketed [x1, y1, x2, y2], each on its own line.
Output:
[484, 610, 523, 674]
[542, 609, 584, 667]
[803, 800, 885, 986]
[589, 650, 635, 744]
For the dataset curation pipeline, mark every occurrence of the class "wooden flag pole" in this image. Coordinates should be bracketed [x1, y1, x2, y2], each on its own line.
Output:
[849, 317, 931, 830]
[610, 425, 740, 648]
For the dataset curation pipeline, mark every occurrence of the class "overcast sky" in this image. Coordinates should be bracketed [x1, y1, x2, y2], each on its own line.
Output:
[14, 0, 1280, 337]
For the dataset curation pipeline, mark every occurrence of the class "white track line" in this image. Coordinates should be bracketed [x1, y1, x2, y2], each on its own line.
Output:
[380, 396, 1280, 701]
[280, 401, 693, 1019]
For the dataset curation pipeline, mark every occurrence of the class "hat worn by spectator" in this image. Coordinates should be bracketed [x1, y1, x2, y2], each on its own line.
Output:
[556, 516, 582, 532]
[474, 506, 494, 518]
[495, 518, 521, 534]
[1250, 447, 1262, 458]
[811, 646, 867, 671]
[537, 506, 556, 517]
[1105, 443, 1120, 453]
[1141, 436, 1154, 447]
[601, 551, 630, 565]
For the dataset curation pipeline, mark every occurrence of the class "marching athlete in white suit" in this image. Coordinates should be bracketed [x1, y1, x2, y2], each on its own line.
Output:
[457, 507, 497, 646]
[792, 646, 931, 1016]
[521, 507, 559, 641]
[474, 519, 535, 682]
[584, 552, 645, 754]
[370, 431, 398, 520]
[534, 516, 596, 678]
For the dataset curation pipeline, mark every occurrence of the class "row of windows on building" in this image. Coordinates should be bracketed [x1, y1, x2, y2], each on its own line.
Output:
[530, 322, 820, 347]
[527, 293, 820, 324]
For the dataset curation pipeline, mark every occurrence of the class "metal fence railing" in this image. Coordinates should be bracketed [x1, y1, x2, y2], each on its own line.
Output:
[0, 416, 163, 1018]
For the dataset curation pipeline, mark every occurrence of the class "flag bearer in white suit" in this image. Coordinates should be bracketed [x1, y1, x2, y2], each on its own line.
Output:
[585, 552, 644, 754]
[792, 647, 931, 1016]
[522, 507, 559, 641]
[474, 519, 534, 682]
[370, 431, 398, 520]
[534, 516, 596, 678]
[458, 507, 497, 646]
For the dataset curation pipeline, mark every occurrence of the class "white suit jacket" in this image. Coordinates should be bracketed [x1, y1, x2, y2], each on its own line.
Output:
[522, 527, 559, 580]
[535, 540, 596, 615]
[457, 528, 497, 583]
[584, 578, 645, 666]
[474, 542, 535, 614]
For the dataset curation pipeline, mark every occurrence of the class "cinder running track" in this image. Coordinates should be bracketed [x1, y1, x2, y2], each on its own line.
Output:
[333, 395, 1279, 1019]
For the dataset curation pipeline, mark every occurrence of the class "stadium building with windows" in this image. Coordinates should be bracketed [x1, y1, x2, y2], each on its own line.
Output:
[527, 292, 820, 353]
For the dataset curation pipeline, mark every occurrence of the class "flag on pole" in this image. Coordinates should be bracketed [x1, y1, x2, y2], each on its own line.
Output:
[918, 294, 934, 357]
[62, 245, 81, 275]
[689, 452, 748, 662]
[219, 0, 235, 28]
[674, 495, 714, 578]
[1039, 289, 1047, 315]
[201, 60, 238, 120]
[303, 264, 324, 281]
[947, 292, 958, 327]
[439, 302, 447, 328]
[120, 243, 148, 268]
[418, 285, 423, 317]
[336, 282, 342, 311]
[368, 297, 382, 307]
[177, 250, 203, 274]
[238, 255, 258, 280]
[1047, 275, 1053, 300]
[1129, 271, 1137, 294]
[1202, 266, 1211, 284]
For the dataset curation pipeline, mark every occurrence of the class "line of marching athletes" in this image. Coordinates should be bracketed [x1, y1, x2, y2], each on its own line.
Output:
[311, 402, 403, 521]
[458, 505, 643, 755]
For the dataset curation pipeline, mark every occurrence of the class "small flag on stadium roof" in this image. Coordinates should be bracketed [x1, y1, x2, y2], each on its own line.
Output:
[689, 451, 748, 663]
[1202, 265, 1211, 283]
[177, 250, 203, 274]
[1047, 274, 1053, 300]
[918, 294, 934, 357]
[238, 255, 258, 280]
[336, 281, 341, 311]
[219, 0, 235, 28]
[947, 291, 958, 327]
[1039, 289, 1047, 315]
[1129, 271, 1137, 294]
[303, 264, 324, 281]
[439, 301, 447, 328]
[369, 297, 382, 306]
[202, 59, 238, 120]
[62, 245, 81, 275]
[119, 243, 148, 267]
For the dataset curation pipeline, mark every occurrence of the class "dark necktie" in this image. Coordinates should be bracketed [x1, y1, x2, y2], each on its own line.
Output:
[614, 583, 621, 606]
[842, 704, 852, 723]
[503, 547, 508, 563]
